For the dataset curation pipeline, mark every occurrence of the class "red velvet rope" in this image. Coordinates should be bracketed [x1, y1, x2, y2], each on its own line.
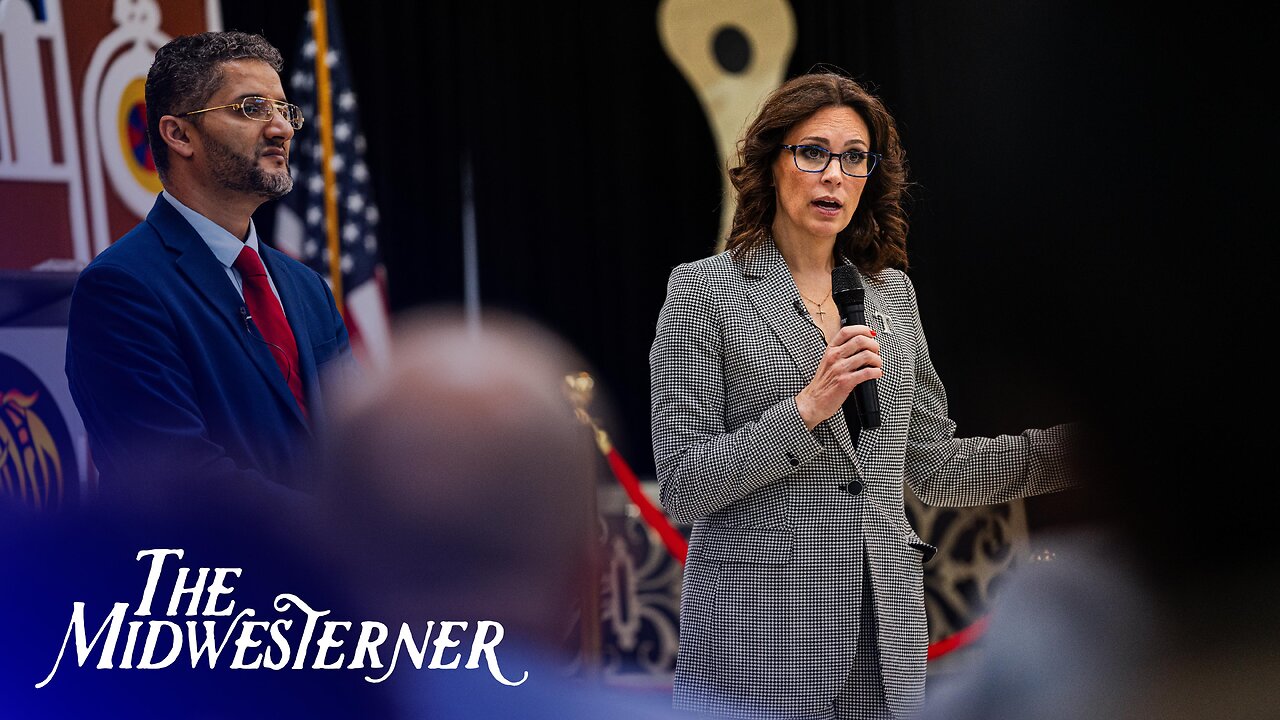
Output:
[604, 446, 688, 564]
[927, 616, 988, 660]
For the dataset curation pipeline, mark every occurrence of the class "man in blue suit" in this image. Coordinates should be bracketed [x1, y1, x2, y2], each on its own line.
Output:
[66, 31, 354, 508]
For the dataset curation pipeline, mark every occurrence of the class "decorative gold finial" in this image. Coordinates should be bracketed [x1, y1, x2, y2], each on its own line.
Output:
[563, 372, 612, 454]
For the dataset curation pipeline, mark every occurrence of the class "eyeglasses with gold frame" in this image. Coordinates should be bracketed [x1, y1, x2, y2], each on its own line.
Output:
[179, 96, 305, 130]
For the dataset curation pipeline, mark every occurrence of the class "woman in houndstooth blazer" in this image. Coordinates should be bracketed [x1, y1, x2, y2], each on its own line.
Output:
[649, 73, 1077, 719]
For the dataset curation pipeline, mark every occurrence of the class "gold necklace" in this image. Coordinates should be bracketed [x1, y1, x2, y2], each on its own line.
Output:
[797, 289, 832, 322]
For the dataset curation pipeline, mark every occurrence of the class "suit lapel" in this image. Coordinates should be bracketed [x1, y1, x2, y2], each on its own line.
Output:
[741, 240, 827, 385]
[740, 241, 868, 466]
[148, 196, 308, 431]
[829, 399, 863, 469]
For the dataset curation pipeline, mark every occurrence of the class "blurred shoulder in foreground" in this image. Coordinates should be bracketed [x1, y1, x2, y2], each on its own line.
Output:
[316, 307, 679, 719]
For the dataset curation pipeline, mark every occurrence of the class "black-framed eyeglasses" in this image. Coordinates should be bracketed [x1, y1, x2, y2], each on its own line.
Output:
[180, 96, 305, 130]
[781, 144, 879, 178]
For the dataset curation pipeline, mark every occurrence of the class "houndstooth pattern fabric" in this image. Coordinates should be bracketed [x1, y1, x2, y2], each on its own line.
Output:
[649, 239, 1075, 719]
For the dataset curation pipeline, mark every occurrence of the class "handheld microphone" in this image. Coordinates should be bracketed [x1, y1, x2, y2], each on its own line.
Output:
[831, 266, 881, 430]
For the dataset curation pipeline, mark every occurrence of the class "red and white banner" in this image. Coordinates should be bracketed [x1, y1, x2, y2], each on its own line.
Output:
[0, 0, 220, 270]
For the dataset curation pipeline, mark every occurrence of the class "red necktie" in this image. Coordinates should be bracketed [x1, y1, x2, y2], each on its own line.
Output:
[233, 245, 309, 422]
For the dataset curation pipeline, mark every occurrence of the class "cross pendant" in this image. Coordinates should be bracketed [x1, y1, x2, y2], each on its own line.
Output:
[813, 307, 826, 321]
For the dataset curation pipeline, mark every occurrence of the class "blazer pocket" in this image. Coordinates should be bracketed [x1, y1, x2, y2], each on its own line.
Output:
[311, 336, 340, 364]
[688, 526, 793, 565]
[908, 534, 938, 564]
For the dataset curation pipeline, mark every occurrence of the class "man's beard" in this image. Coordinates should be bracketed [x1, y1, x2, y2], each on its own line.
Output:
[206, 134, 294, 199]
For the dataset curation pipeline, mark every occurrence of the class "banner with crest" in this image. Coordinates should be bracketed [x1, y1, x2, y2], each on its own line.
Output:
[0, 0, 219, 509]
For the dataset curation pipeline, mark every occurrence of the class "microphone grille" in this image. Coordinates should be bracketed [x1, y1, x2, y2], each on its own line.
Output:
[831, 265, 862, 294]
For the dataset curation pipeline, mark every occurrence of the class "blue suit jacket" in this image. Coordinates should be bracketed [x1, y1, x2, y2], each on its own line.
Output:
[66, 195, 355, 502]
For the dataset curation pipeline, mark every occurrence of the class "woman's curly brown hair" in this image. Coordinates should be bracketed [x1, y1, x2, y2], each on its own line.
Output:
[726, 73, 910, 274]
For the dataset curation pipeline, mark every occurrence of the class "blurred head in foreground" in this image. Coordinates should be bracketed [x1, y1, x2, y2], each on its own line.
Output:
[318, 309, 598, 651]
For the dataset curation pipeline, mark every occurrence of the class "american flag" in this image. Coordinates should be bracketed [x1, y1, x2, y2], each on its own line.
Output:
[275, 1, 390, 370]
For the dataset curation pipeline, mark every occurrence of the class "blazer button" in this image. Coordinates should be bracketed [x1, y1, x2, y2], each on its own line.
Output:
[785, 452, 799, 467]
[838, 480, 864, 496]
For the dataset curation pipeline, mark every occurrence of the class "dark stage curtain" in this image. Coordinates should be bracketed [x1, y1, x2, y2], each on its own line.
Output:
[220, 1, 1264, 505]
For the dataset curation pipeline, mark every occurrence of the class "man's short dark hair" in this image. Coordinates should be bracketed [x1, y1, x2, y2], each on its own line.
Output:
[145, 31, 284, 179]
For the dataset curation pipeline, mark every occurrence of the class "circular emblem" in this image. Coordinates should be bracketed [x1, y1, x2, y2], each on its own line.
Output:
[98, 42, 165, 219]
[0, 353, 78, 511]
[116, 76, 162, 195]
